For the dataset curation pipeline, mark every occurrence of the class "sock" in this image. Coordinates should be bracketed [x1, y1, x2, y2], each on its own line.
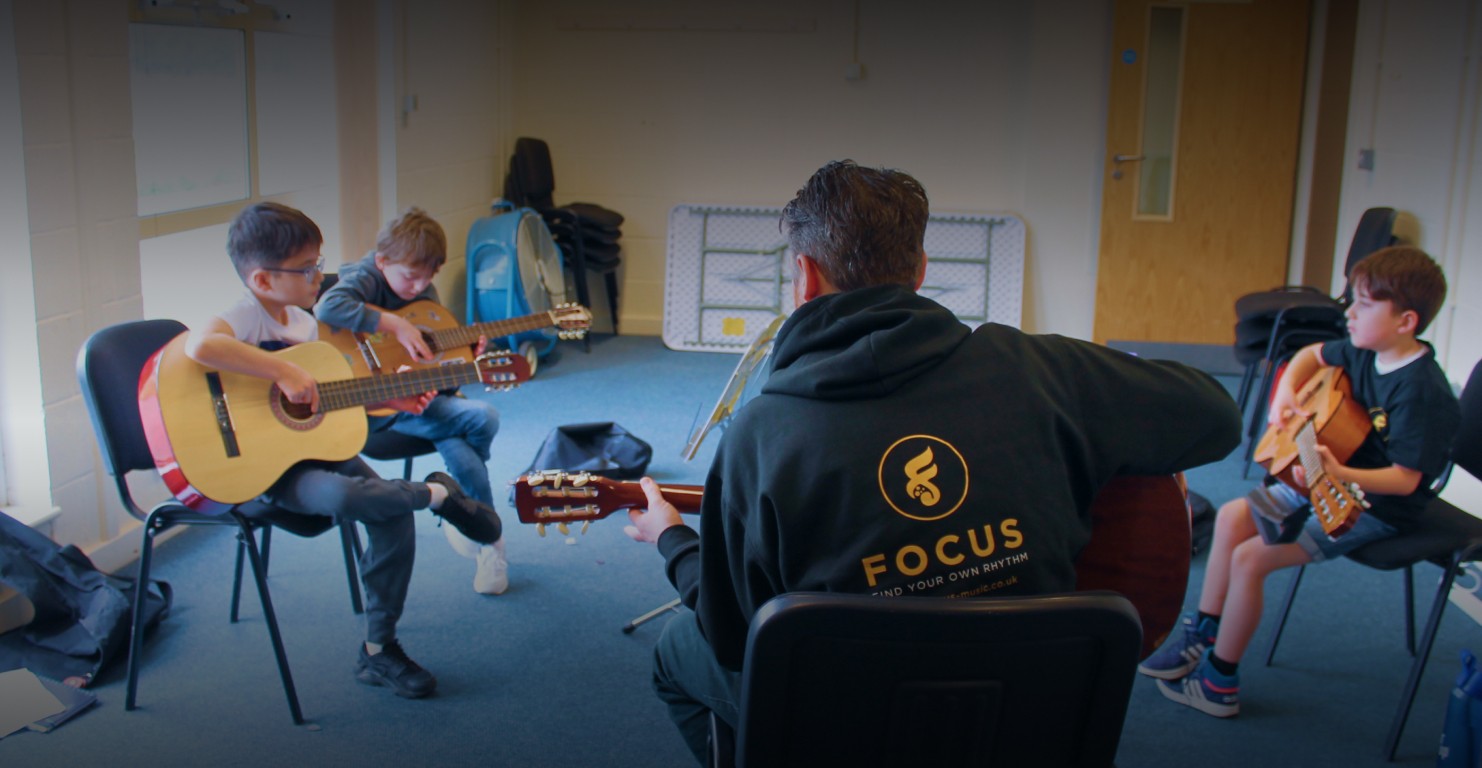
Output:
[1208, 651, 1239, 678]
[365, 641, 383, 656]
[427, 483, 448, 510]
[1197, 611, 1221, 633]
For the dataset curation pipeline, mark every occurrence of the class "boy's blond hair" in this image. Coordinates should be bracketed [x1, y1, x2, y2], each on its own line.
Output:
[1349, 245, 1448, 335]
[376, 207, 447, 270]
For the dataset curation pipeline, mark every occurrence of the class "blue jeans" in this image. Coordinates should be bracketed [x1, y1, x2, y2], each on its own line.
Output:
[370, 393, 500, 505]
[653, 610, 742, 764]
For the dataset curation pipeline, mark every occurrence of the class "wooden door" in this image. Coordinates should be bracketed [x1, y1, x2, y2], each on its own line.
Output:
[1094, 0, 1310, 345]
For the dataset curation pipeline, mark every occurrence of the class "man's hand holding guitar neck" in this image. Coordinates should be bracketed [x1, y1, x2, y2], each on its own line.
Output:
[623, 477, 686, 544]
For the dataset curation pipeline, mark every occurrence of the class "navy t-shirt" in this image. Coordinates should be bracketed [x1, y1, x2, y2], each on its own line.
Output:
[1319, 339, 1459, 529]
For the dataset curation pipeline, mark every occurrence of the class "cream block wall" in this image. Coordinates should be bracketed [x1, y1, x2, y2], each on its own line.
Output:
[396, 0, 505, 319]
[506, 0, 1110, 339]
[11, 1, 140, 549]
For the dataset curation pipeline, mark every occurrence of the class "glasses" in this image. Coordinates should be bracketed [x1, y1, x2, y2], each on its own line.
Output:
[262, 258, 326, 281]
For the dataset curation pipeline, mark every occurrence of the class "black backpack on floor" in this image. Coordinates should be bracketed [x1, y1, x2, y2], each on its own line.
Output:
[0, 511, 171, 686]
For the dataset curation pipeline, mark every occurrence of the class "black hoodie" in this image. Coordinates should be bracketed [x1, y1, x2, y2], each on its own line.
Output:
[656, 285, 1242, 669]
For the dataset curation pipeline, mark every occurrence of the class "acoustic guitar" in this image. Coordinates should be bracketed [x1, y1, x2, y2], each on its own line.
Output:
[1253, 366, 1370, 537]
[138, 333, 530, 514]
[319, 300, 590, 379]
[511, 470, 1189, 658]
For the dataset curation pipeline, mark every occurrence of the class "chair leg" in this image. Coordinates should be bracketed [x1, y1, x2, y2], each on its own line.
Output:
[235, 516, 306, 726]
[231, 523, 272, 623]
[708, 710, 736, 768]
[1402, 565, 1415, 656]
[1235, 360, 1258, 417]
[1264, 564, 1306, 666]
[340, 522, 364, 615]
[1382, 556, 1462, 761]
[125, 511, 165, 711]
[604, 270, 620, 335]
[401, 456, 414, 481]
[231, 534, 247, 623]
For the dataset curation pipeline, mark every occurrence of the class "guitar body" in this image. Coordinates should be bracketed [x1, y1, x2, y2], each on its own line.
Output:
[139, 335, 368, 511]
[1075, 475, 1190, 658]
[1253, 366, 1371, 491]
[513, 471, 1188, 658]
[319, 300, 469, 378]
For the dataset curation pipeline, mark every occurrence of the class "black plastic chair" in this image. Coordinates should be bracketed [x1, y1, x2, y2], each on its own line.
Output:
[76, 319, 356, 724]
[503, 136, 624, 342]
[709, 591, 1142, 768]
[1262, 358, 1482, 760]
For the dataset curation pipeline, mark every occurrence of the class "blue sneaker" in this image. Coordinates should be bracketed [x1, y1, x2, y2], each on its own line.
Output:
[1157, 650, 1240, 718]
[1138, 613, 1217, 680]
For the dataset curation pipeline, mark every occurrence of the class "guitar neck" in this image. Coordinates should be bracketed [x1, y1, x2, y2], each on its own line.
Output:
[316, 362, 484, 411]
[428, 312, 551, 352]
[604, 482, 704, 514]
[1294, 420, 1326, 488]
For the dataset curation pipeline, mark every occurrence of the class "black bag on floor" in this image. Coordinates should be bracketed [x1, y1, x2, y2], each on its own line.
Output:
[522, 422, 653, 480]
[0, 511, 172, 686]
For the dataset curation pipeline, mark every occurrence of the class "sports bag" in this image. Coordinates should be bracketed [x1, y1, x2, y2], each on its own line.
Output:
[0, 511, 171, 686]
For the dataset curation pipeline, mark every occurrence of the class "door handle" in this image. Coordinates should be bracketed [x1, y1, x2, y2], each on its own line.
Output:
[1111, 154, 1145, 179]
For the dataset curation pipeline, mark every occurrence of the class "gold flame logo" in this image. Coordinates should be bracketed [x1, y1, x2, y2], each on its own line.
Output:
[904, 447, 940, 506]
[878, 435, 968, 522]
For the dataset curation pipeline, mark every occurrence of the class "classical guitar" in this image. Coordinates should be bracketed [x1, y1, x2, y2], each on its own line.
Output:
[319, 300, 590, 378]
[138, 333, 530, 514]
[511, 470, 1189, 657]
[1253, 366, 1371, 537]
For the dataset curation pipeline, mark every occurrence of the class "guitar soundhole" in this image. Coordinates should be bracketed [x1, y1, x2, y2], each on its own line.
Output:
[268, 385, 325, 431]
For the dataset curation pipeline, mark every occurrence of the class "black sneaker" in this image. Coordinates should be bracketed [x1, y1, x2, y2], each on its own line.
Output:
[425, 471, 502, 544]
[356, 639, 436, 699]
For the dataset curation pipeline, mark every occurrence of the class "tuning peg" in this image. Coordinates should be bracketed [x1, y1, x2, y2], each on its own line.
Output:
[580, 520, 590, 535]
[557, 522, 570, 536]
[536, 523, 547, 537]
[571, 473, 590, 487]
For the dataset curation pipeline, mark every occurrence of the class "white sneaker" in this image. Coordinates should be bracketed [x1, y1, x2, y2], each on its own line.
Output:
[474, 538, 508, 595]
[443, 521, 481, 559]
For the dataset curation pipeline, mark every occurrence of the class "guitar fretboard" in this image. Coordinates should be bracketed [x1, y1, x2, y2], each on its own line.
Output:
[429, 313, 553, 351]
[1295, 421, 1325, 488]
[316, 361, 487, 411]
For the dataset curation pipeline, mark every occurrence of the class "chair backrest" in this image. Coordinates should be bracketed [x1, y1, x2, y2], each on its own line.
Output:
[1339, 207, 1398, 303]
[734, 591, 1142, 768]
[76, 319, 188, 517]
[505, 137, 556, 211]
[1454, 358, 1482, 480]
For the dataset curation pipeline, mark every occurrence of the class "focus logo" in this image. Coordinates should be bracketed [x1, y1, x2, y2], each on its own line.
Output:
[878, 434, 969, 522]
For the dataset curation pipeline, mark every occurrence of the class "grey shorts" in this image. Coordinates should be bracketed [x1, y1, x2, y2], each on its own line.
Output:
[1248, 481, 1398, 562]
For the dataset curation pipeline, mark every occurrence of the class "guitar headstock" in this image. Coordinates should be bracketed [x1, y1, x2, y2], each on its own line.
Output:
[1308, 475, 1368, 537]
[476, 350, 533, 391]
[550, 303, 592, 340]
[511, 470, 628, 536]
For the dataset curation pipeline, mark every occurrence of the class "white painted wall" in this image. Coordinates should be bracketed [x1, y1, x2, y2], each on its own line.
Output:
[0, 0, 50, 523]
[1340, 0, 1482, 511]
[507, 0, 1111, 338]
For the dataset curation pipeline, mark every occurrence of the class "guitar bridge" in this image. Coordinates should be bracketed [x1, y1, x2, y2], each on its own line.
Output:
[205, 372, 240, 458]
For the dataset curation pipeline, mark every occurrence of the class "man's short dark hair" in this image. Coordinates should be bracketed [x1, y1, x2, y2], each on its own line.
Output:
[780, 160, 929, 291]
[1349, 245, 1447, 334]
[226, 202, 323, 279]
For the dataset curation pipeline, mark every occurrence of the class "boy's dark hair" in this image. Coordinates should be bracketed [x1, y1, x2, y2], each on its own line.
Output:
[376, 207, 447, 270]
[780, 160, 929, 292]
[1349, 245, 1448, 334]
[226, 202, 323, 279]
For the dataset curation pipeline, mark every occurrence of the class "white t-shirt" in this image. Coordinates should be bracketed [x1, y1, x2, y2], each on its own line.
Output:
[217, 293, 319, 351]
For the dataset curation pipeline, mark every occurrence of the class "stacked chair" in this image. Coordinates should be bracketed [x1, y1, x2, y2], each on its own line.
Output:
[502, 137, 625, 337]
[1233, 207, 1397, 472]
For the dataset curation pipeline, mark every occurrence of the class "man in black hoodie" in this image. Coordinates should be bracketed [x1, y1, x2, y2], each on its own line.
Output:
[625, 159, 1243, 761]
